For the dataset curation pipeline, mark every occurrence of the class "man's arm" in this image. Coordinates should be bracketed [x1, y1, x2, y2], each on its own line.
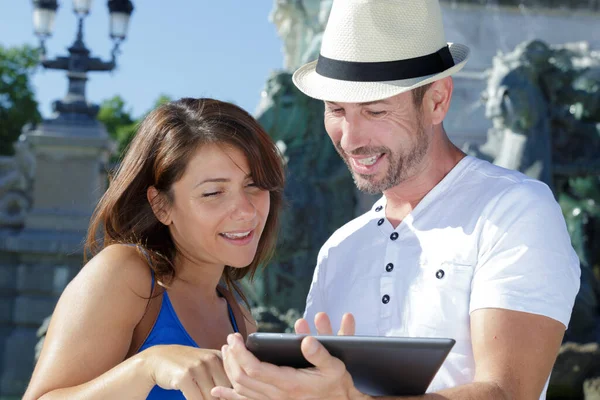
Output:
[377, 308, 565, 400]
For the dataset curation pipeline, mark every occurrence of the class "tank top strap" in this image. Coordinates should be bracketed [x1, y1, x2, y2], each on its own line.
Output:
[217, 285, 248, 340]
[150, 268, 155, 292]
[227, 302, 240, 333]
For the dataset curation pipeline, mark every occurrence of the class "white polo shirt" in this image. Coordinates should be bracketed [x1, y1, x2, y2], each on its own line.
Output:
[303, 155, 580, 398]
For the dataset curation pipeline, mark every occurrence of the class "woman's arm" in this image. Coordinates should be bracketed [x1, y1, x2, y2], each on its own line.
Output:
[23, 244, 157, 399]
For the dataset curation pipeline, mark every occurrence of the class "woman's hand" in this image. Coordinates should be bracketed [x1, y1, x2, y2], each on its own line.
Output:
[142, 345, 231, 399]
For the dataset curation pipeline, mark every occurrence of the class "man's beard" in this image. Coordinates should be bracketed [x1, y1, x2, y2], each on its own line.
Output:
[335, 121, 430, 195]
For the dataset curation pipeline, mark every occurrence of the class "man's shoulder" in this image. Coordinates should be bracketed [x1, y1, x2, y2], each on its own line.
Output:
[458, 156, 555, 205]
[465, 156, 533, 186]
[462, 157, 561, 226]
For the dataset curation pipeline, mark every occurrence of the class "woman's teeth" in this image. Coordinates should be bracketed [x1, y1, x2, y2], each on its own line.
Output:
[221, 231, 251, 239]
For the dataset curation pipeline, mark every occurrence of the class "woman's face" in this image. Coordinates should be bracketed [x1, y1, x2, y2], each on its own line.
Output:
[165, 143, 271, 269]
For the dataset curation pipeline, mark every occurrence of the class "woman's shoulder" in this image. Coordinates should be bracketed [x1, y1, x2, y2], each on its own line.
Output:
[70, 243, 154, 299]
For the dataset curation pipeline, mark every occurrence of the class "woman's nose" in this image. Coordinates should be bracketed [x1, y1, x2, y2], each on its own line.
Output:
[231, 194, 257, 221]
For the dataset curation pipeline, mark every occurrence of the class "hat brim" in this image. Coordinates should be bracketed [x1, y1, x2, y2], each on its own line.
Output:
[292, 43, 470, 103]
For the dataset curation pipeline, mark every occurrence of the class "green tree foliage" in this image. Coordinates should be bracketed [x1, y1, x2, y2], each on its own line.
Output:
[97, 95, 137, 161]
[0, 44, 41, 156]
[97, 93, 172, 162]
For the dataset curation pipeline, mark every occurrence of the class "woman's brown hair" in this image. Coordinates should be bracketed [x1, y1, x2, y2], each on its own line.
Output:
[86, 98, 285, 302]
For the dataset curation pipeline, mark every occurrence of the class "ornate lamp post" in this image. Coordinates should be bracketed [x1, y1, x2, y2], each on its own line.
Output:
[31, 0, 134, 119]
[14, 0, 134, 234]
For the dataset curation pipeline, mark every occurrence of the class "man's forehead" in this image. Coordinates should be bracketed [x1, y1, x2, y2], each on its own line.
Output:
[324, 98, 395, 107]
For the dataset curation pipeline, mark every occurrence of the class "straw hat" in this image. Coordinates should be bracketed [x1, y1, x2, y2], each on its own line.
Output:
[292, 0, 470, 103]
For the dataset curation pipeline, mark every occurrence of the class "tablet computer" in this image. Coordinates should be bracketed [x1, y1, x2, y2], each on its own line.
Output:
[246, 333, 455, 397]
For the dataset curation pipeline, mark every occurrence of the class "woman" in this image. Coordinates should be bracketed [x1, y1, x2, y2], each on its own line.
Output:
[23, 98, 285, 399]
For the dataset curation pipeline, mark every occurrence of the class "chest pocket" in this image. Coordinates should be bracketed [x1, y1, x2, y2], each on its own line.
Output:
[406, 261, 473, 340]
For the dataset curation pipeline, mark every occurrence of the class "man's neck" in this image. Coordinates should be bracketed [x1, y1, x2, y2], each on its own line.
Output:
[383, 128, 465, 228]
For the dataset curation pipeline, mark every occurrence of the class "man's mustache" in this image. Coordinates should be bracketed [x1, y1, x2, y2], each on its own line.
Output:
[334, 143, 390, 157]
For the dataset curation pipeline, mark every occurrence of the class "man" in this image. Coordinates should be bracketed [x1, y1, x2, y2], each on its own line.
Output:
[212, 0, 581, 399]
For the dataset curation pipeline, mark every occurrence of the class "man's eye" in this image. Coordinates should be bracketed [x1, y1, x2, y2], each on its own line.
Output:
[367, 111, 385, 116]
[202, 191, 222, 197]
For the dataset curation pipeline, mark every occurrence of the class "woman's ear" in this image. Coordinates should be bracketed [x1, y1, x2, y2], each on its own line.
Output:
[147, 186, 172, 225]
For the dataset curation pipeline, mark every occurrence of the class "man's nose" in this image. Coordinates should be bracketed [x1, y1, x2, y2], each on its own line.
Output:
[340, 118, 368, 153]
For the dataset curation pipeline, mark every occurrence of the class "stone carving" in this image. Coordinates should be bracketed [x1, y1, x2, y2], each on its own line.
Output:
[466, 40, 600, 187]
[0, 136, 35, 228]
[270, 0, 332, 70]
[253, 70, 355, 313]
[248, 0, 355, 317]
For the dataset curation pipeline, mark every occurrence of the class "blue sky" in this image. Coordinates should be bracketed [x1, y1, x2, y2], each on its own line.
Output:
[0, 1, 285, 118]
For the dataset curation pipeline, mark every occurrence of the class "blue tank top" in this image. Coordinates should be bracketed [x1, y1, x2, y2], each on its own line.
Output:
[138, 271, 239, 399]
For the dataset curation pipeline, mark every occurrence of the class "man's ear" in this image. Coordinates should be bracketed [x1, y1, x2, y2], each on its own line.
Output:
[147, 186, 172, 225]
[425, 76, 453, 125]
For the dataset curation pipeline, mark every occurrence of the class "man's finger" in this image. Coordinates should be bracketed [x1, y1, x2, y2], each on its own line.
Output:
[338, 313, 356, 336]
[295, 318, 311, 334]
[314, 312, 333, 335]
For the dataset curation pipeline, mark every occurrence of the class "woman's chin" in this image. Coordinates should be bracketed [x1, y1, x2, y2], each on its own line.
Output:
[224, 255, 257, 269]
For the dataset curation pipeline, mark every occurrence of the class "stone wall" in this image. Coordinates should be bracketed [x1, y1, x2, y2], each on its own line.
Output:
[0, 116, 110, 397]
[0, 231, 83, 395]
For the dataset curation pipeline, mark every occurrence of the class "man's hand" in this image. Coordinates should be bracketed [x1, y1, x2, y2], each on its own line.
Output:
[295, 311, 356, 336]
[211, 313, 364, 400]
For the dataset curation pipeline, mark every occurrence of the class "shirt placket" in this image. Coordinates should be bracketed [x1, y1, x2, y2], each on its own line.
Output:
[379, 229, 400, 334]
[373, 202, 400, 335]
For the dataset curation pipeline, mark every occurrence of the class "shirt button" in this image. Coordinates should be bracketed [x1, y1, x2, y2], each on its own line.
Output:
[436, 269, 445, 279]
[382, 294, 390, 304]
[377, 218, 384, 226]
[390, 232, 399, 240]
[375, 206, 383, 212]
[385, 263, 394, 272]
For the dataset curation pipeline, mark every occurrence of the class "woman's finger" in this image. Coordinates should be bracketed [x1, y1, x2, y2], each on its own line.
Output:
[177, 375, 204, 400]
[192, 365, 216, 400]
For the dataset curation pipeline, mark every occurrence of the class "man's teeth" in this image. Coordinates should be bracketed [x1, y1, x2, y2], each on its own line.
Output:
[357, 155, 379, 166]
[222, 231, 251, 239]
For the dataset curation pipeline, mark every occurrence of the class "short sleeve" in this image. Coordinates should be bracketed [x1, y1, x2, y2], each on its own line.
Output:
[469, 180, 581, 329]
[303, 246, 329, 333]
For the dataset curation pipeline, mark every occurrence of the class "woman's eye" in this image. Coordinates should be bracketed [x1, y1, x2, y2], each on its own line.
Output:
[202, 191, 222, 197]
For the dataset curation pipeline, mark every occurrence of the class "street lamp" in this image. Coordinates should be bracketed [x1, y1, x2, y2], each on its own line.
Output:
[31, 0, 134, 120]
